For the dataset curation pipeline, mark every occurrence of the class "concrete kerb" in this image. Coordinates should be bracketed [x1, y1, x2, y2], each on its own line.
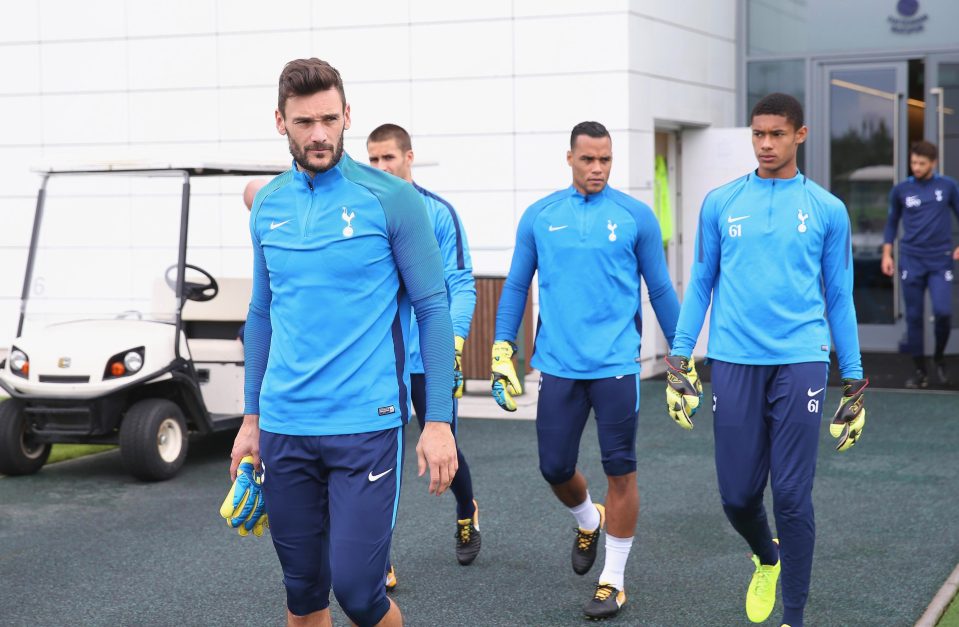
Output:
[915, 561, 959, 626]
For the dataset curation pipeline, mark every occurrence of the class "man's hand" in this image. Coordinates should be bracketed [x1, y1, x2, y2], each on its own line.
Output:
[453, 335, 466, 399]
[219, 455, 269, 536]
[491, 340, 522, 411]
[416, 421, 458, 495]
[665, 354, 703, 430]
[952, 245, 959, 261]
[230, 414, 260, 481]
[830, 378, 868, 452]
[880, 254, 895, 277]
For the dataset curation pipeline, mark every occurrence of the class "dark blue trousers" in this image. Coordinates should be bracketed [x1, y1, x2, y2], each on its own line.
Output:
[410, 373, 475, 519]
[900, 252, 954, 359]
[711, 360, 828, 626]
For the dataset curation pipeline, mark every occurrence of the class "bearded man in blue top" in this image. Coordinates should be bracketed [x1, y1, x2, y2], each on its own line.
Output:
[881, 140, 959, 388]
[665, 93, 868, 627]
[492, 121, 681, 620]
[230, 58, 458, 627]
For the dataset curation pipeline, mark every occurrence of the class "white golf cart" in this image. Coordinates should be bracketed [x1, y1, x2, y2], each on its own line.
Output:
[0, 163, 283, 481]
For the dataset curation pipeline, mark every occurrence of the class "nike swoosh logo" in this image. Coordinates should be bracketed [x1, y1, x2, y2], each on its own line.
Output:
[727, 215, 750, 223]
[807, 387, 824, 397]
[368, 468, 394, 482]
[270, 219, 291, 230]
[548, 225, 568, 232]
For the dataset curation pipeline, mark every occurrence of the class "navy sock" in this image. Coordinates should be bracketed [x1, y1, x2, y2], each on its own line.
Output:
[450, 448, 475, 520]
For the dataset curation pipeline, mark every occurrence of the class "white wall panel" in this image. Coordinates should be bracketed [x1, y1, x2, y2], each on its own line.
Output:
[0, 3, 40, 44]
[411, 1, 511, 23]
[42, 40, 127, 94]
[126, 0, 217, 37]
[128, 37, 218, 91]
[0, 148, 44, 198]
[128, 90, 218, 143]
[217, 0, 314, 33]
[0, 45, 41, 95]
[513, 0, 628, 18]
[411, 78, 513, 136]
[0, 97, 41, 146]
[514, 132, 574, 192]
[313, 1, 410, 28]
[217, 87, 283, 141]
[411, 21, 513, 79]
[41, 93, 129, 145]
[406, 135, 513, 193]
[631, 0, 737, 41]
[39, 0, 126, 41]
[218, 32, 313, 88]
[630, 14, 735, 89]
[514, 14, 627, 76]
[311, 27, 411, 83]
[342, 82, 413, 142]
[0, 199, 36, 247]
[515, 74, 629, 133]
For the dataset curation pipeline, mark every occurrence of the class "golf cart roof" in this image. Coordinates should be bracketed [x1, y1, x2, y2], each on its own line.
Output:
[34, 162, 288, 177]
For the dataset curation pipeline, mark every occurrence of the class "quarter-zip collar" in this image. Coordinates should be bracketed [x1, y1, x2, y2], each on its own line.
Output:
[291, 153, 349, 190]
[747, 169, 806, 189]
[568, 184, 609, 203]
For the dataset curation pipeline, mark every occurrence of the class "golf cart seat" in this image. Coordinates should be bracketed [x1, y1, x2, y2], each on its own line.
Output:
[181, 277, 250, 363]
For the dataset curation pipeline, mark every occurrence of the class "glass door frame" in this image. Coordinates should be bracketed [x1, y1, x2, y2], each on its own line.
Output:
[811, 59, 909, 351]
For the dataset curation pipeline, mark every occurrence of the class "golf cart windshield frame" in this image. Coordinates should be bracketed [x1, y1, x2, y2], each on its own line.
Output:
[18, 164, 286, 358]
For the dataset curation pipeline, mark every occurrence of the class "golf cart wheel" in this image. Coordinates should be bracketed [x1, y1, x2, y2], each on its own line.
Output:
[120, 399, 188, 482]
[0, 399, 51, 476]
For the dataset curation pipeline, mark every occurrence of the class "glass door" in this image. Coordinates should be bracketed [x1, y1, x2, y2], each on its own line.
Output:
[926, 55, 959, 348]
[818, 62, 908, 350]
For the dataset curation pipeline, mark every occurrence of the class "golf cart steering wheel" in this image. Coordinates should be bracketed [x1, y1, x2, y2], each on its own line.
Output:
[164, 264, 219, 303]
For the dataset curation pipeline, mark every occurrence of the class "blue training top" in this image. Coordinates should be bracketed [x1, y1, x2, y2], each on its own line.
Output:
[408, 183, 476, 374]
[495, 184, 680, 379]
[883, 174, 959, 259]
[671, 171, 864, 379]
[243, 153, 454, 436]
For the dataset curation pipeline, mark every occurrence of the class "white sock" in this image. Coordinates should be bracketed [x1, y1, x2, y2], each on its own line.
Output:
[598, 534, 633, 591]
[569, 493, 600, 531]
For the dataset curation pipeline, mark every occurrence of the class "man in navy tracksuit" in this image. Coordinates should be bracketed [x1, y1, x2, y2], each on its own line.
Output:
[881, 140, 959, 388]
[492, 121, 680, 620]
[367, 123, 481, 583]
[665, 93, 868, 627]
[231, 58, 458, 627]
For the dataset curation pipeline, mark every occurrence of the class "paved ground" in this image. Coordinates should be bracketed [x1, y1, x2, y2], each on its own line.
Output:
[1, 382, 957, 626]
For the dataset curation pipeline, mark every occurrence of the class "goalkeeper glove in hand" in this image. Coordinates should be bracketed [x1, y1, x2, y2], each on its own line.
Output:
[219, 455, 269, 536]
[453, 336, 465, 399]
[491, 340, 522, 412]
[665, 354, 703, 430]
[830, 378, 867, 452]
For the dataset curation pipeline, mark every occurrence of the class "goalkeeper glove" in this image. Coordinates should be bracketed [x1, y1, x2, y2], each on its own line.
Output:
[665, 354, 703, 430]
[453, 336, 465, 399]
[491, 340, 522, 412]
[830, 378, 867, 452]
[219, 455, 269, 537]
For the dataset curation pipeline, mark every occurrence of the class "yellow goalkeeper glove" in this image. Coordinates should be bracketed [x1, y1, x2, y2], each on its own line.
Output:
[665, 354, 703, 430]
[491, 340, 522, 412]
[219, 456, 269, 537]
[453, 336, 465, 399]
[830, 378, 867, 452]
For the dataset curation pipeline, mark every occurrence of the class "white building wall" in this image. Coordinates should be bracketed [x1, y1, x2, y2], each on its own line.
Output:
[0, 0, 738, 360]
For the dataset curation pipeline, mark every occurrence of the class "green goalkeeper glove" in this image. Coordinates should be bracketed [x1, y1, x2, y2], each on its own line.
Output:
[453, 336, 465, 399]
[665, 354, 703, 430]
[491, 340, 522, 412]
[830, 378, 867, 452]
[219, 455, 269, 537]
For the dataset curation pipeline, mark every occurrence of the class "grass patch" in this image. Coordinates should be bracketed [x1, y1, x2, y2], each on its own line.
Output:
[940, 594, 959, 627]
[47, 444, 116, 464]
